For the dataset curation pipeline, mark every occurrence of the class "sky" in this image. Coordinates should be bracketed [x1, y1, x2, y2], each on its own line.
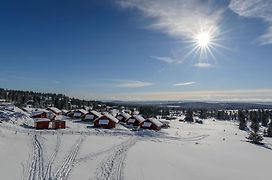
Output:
[1, 0, 272, 102]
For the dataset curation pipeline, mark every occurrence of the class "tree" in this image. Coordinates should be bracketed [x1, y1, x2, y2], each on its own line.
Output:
[185, 110, 194, 122]
[261, 110, 269, 127]
[238, 110, 246, 130]
[267, 120, 272, 137]
[248, 111, 263, 144]
[199, 109, 207, 119]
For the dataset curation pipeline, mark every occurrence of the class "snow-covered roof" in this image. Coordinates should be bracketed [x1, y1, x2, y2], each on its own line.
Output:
[34, 118, 51, 122]
[62, 109, 68, 113]
[47, 107, 62, 114]
[22, 107, 35, 113]
[90, 110, 102, 118]
[95, 113, 119, 123]
[133, 115, 145, 123]
[30, 109, 49, 117]
[121, 112, 131, 119]
[75, 109, 88, 114]
[158, 119, 170, 125]
[147, 118, 163, 127]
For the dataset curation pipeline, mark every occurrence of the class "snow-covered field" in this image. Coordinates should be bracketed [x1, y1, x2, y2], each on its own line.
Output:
[0, 117, 272, 180]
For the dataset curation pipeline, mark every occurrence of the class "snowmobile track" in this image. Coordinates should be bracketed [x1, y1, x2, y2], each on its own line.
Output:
[54, 136, 85, 180]
[27, 134, 44, 180]
[96, 137, 137, 180]
[44, 133, 61, 180]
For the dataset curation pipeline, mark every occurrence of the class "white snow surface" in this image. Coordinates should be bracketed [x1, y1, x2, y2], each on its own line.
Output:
[0, 108, 272, 180]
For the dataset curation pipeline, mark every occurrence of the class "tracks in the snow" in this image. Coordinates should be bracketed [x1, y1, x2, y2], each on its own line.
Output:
[54, 136, 85, 180]
[96, 137, 137, 180]
[44, 133, 61, 180]
[27, 134, 44, 180]
[25, 134, 84, 180]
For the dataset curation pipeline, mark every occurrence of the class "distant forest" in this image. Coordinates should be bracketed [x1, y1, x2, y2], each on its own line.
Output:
[0, 88, 102, 110]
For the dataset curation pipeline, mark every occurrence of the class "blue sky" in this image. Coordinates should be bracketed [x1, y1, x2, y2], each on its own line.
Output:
[1, 0, 272, 101]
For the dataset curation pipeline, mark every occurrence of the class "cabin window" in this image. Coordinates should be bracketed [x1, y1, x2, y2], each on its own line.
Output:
[142, 122, 152, 127]
[128, 119, 135, 123]
[85, 115, 94, 119]
[99, 119, 109, 125]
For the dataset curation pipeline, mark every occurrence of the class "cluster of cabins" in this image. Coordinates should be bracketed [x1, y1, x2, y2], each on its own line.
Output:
[24, 106, 169, 131]
[27, 107, 66, 130]
[80, 110, 167, 130]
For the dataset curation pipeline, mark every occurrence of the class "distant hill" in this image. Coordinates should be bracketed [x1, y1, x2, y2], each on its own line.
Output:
[111, 100, 272, 110]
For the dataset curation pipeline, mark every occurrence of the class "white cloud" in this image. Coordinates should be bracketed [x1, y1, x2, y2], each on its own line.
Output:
[115, 80, 154, 88]
[193, 63, 212, 68]
[119, 0, 224, 40]
[151, 56, 182, 64]
[229, 0, 272, 45]
[174, 81, 196, 86]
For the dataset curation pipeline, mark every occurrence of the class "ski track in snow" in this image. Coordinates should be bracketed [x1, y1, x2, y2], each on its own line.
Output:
[44, 133, 61, 180]
[27, 134, 44, 180]
[96, 137, 137, 180]
[54, 136, 85, 180]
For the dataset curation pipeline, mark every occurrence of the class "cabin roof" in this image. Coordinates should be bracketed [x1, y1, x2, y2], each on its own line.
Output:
[147, 118, 163, 127]
[119, 112, 131, 119]
[47, 107, 62, 114]
[75, 109, 88, 114]
[34, 118, 51, 122]
[30, 109, 49, 117]
[132, 115, 146, 123]
[90, 110, 103, 117]
[95, 113, 119, 123]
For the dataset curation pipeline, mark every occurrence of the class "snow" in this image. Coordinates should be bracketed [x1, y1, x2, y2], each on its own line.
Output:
[0, 106, 272, 180]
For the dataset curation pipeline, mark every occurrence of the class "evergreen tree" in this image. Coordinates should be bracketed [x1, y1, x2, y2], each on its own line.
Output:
[267, 120, 272, 137]
[185, 110, 194, 122]
[199, 109, 207, 119]
[248, 111, 263, 144]
[238, 110, 246, 130]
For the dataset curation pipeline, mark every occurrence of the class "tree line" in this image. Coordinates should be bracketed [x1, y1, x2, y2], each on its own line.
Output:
[0, 88, 101, 110]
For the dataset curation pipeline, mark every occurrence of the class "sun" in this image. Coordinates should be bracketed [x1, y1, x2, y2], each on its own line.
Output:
[195, 31, 211, 48]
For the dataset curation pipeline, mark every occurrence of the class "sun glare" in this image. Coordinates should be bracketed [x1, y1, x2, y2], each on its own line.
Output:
[196, 31, 211, 48]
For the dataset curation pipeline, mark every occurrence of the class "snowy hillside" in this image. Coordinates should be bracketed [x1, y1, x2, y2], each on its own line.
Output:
[0, 113, 272, 180]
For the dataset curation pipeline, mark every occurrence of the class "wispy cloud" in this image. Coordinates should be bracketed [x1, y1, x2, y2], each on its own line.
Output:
[193, 63, 212, 68]
[119, 0, 224, 40]
[115, 80, 154, 88]
[151, 56, 182, 64]
[229, 0, 272, 45]
[174, 81, 196, 86]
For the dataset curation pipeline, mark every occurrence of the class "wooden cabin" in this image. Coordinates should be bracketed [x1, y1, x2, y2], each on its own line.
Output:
[116, 112, 131, 123]
[83, 110, 102, 121]
[140, 118, 163, 131]
[127, 115, 145, 126]
[47, 107, 62, 115]
[52, 120, 66, 129]
[73, 109, 88, 118]
[93, 113, 119, 129]
[34, 118, 50, 129]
